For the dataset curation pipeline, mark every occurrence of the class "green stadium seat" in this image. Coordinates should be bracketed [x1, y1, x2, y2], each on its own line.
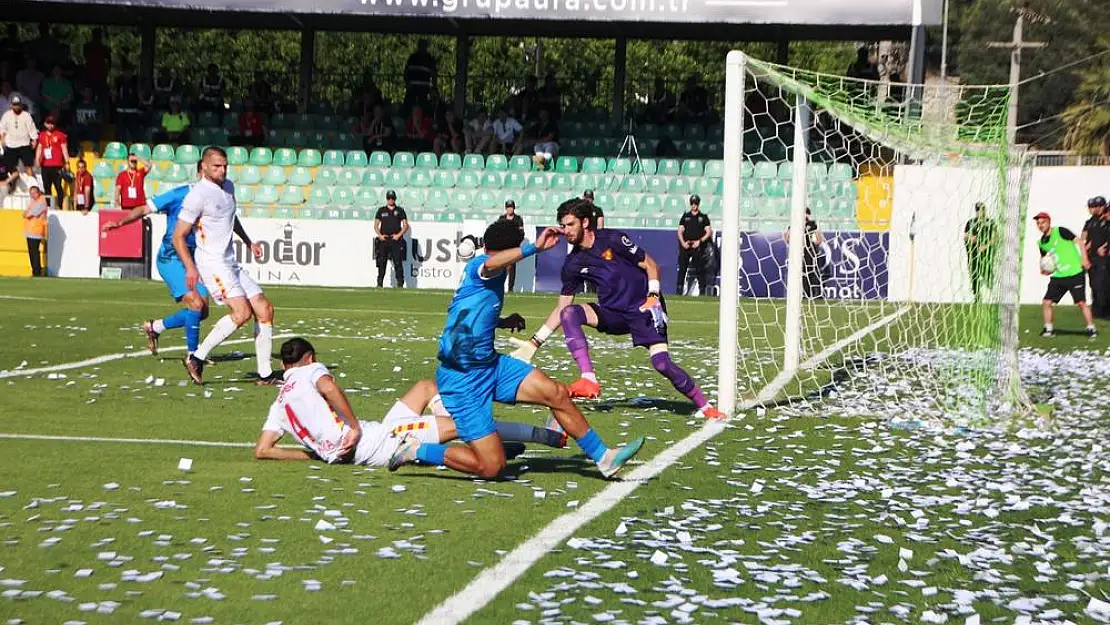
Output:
[668, 177, 693, 196]
[644, 176, 667, 195]
[480, 172, 503, 188]
[273, 206, 295, 219]
[681, 159, 704, 177]
[637, 124, 659, 140]
[607, 158, 632, 175]
[369, 151, 391, 168]
[426, 189, 450, 209]
[416, 152, 439, 168]
[448, 189, 474, 209]
[334, 134, 359, 151]
[236, 185, 256, 206]
[462, 154, 485, 170]
[575, 173, 600, 192]
[308, 186, 332, 207]
[766, 198, 790, 218]
[663, 195, 685, 215]
[526, 173, 550, 190]
[315, 167, 339, 187]
[439, 153, 462, 170]
[555, 157, 578, 173]
[637, 159, 658, 175]
[520, 191, 546, 212]
[128, 143, 152, 161]
[385, 170, 408, 188]
[152, 144, 176, 162]
[238, 165, 263, 185]
[620, 176, 645, 193]
[833, 198, 855, 218]
[146, 164, 165, 181]
[828, 163, 853, 181]
[321, 150, 345, 167]
[316, 116, 339, 132]
[662, 123, 682, 138]
[457, 171, 481, 189]
[409, 170, 433, 187]
[508, 155, 533, 172]
[226, 146, 249, 165]
[297, 149, 322, 167]
[504, 172, 527, 190]
[344, 151, 367, 168]
[485, 154, 508, 171]
[93, 161, 114, 178]
[196, 111, 219, 128]
[683, 125, 705, 141]
[330, 168, 356, 187]
[354, 187, 378, 208]
[93, 177, 112, 203]
[433, 170, 457, 187]
[657, 159, 681, 176]
[473, 190, 498, 210]
[638, 194, 665, 215]
[164, 163, 191, 183]
[104, 142, 128, 160]
[807, 162, 828, 181]
[392, 152, 415, 168]
[762, 179, 787, 197]
[271, 113, 292, 129]
[249, 147, 273, 166]
[809, 195, 832, 214]
[741, 161, 755, 178]
[613, 193, 638, 215]
[262, 166, 287, 186]
[401, 188, 426, 207]
[175, 144, 200, 165]
[279, 186, 306, 206]
[704, 159, 725, 179]
[693, 177, 717, 197]
[332, 186, 356, 206]
[550, 173, 573, 190]
[777, 162, 794, 180]
[581, 157, 606, 174]
[192, 128, 213, 146]
[755, 161, 778, 179]
[289, 167, 314, 187]
[361, 168, 386, 187]
[254, 185, 281, 206]
[741, 178, 762, 197]
[272, 148, 297, 167]
[294, 113, 318, 130]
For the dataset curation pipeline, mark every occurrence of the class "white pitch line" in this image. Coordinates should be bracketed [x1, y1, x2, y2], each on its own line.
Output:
[0, 433, 254, 447]
[413, 306, 911, 625]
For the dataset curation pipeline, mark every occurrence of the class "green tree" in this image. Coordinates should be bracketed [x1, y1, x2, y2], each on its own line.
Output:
[1061, 44, 1110, 156]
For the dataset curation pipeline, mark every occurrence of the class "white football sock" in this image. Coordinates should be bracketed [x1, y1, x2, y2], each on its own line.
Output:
[429, 394, 451, 418]
[152, 319, 166, 334]
[582, 372, 598, 383]
[255, 321, 274, 377]
[193, 315, 239, 361]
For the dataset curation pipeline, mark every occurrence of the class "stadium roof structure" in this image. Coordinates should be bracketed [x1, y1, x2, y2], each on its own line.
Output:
[21, 0, 942, 41]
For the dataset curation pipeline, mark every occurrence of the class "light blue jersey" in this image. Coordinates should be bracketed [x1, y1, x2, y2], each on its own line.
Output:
[151, 184, 195, 260]
[437, 255, 507, 370]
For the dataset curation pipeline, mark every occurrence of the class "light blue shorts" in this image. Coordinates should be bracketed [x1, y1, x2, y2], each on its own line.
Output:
[156, 255, 210, 302]
[435, 355, 535, 442]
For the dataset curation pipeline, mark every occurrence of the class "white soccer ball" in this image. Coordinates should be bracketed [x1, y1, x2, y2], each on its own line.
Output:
[457, 236, 477, 260]
[1040, 254, 1057, 274]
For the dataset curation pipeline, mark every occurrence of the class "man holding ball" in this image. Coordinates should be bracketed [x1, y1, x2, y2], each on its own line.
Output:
[1034, 212, 1097, 339]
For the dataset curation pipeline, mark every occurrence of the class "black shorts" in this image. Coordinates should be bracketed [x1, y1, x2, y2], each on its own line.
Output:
[2, 146, 34, 170]
[1044, 273, 1086, 304]
[588, 302, 668, 348]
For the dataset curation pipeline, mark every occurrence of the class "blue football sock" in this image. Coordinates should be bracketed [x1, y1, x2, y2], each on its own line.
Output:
[161, 308, 191, 331]
[184, 309, 203, 353]
[576, 428, 608, 463]
[416, 443, 448, 466]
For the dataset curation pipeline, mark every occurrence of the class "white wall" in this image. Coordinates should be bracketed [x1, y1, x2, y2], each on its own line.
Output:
[47, 211, 101, 278]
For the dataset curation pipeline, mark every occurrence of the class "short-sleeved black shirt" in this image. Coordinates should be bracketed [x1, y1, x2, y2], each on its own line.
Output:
[679, 211, 711, 241]
[1084, 216, 1110, 251]
[499, 213, 524, 232]
[375, 205, 408, 235]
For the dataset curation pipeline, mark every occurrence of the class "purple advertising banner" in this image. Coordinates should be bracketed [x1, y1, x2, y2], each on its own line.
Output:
[535, 227, 889, 300]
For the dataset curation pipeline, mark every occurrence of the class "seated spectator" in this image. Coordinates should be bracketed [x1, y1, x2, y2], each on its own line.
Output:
[433, 109, 464, 156]
[351, 87, 384, 121]
[678, 74, 709, 125]
[530, 108, 559, 170]
[645, 77, 676, 124]
[402, 105, 435, 153]
[491, 108, 523, 156]
[156, 98, 190, 144]
[656, 135, 681, 158]
[15, 56, 43, 112]
[234, 99, 267, 147]
[40, 64, 73, 121]
[357, 104, 395, 154]
[465, 110, 493, 155]
[69, 86, 101, 154]
[73, 158, 94, 214]
[538, 73, 562, 121]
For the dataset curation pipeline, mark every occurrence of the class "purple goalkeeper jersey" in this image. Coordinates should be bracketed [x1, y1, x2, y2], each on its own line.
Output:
[561, 229, 649, 312]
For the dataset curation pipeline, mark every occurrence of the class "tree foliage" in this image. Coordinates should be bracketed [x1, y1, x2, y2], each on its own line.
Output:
[1061, 43, 1110, 156]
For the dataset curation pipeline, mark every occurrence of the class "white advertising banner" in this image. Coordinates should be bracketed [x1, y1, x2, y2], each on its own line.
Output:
[47, 211, 101, 278]
[229, 218, 376, 288]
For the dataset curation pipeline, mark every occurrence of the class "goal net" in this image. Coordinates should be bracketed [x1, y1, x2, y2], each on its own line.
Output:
[716, 53, 1035, 428]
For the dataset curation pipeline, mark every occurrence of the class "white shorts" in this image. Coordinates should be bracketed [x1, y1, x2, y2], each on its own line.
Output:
[198, 261, 263, 305]
[357, 401, 440, 467]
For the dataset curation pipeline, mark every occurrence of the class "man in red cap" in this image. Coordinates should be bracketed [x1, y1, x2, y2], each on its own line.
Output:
[1033, 212, 1097, 339]
[35, 115, 70, 210]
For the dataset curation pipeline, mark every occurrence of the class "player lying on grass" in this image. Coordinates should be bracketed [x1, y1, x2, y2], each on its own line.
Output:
[254, 338, 567, 465]
[508, 198, 724, 420]
[389, 219, 645, 479]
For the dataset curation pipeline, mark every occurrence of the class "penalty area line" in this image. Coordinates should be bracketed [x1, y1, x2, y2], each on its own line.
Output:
[0, 433, 254, 447]
[414, 305, 911, 625]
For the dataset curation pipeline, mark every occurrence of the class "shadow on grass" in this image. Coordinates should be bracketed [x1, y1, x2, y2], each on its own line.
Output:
[401, 454, 645, 483]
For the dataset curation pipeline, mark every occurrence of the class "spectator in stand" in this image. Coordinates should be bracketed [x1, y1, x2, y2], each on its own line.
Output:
[138, 80, 155, 127]
[0, 80, 12, 115]
[0, 95, 37, 192]
[645, 77, 677, 124]
[234, 99, 267, 147]
[352, 87, 384, 121]
[83, 29, 110, 96]
[198, 63, 226, 113]
[23, 186, 48, 277]
[35, 114, 69, 209]
[40, 64, 73, 121]
[491, 108, 523, 156]
[113, 61, 141, 144]
[465, 109, 493, 155]
[358, 104, 394, 154]
[73, 158, 94, 214]
[248, 72, 273, 113]
[531, 107, 559, 170]
[434, 108, 464, 156]
[404, 40, 437, 111]
[0, 25, 20, 67]
[538, 74, 562, 121]
[114, 152, 152, 211]
[0, 61, 12, 93]
[157, 98, 190, 144]
[27, 24, 63, 75]
[69, 86, 101, 153]
[678, 74, 709, 125]
[15, 56, 43, 113]
[152, 67, 179, 111]
[847, 46, 880, 81]
[403, 104, 435, 153]
[516, 75, 540, 124]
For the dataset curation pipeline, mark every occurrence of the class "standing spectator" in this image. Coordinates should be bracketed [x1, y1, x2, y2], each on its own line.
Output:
[583, 189, 604, 229]
[538, 74, 562, 121]
[73, 158, 94, 214]
[40, 64, 73, 121]
[785, 208, 825, 299]
[198, 64, 225, 113]
[516, 75, 540, 123]
[138, 80, 155, 127]
[1033, 212, 1097, 338]
[530, 108, 559, 170]
[234, 99, 267, 147]
[0, 95, 37, 192]
[491, 108, 523, 156]
[114, 152, 152, 211]
[15, 57, 43, 112]
[83, 29, 111, 97]
[152, 68, 179, 111]
[374, 189, 409, 288]
[678, 74, 709, 125]
[157, 98, 190, 144]
[247, 72, 273, 113]
[23, 185, 48, 277]
[645, 77, 676, 124]
[846, 46, 880, 81]
[358, 103, 394, 154]
[676, 194, 713, 296]
[70, 86, 101, 153]
[499, 199, 525, 292]
[465, 109, 493, 155]
[963, 201, 998, 301]
[1082, 196, 1110, 319]
[27, 24, 62, 74]
[402, 105, 435, 153]
[35, 114, 69, 209]
[404, 40, 437, 111]
[113, 62, 141, 144]
[433, 108, 464, 156]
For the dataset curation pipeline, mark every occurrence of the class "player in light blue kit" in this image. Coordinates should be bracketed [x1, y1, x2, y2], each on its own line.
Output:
[102, 161, 212, 357]
[389, 220, 645, 479]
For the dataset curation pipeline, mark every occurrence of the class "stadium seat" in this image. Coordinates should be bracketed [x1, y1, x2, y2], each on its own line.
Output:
[575, 173, 601, 192]
[392, 152, 415, 168]
[480, 172, 503, 189]
[681, 159, 704, 177]
[608, 158, 632, 175]
[288, 167, 314, 187]
[704, 159, 724, 179]
[354, 187, 378, 208]
[613, 193, 638, 215]
[362, 168, 386, 187]
[152, 144, 176, 162]
[271, 148, 296, 167]
[663, 195, 685, 215]
[262, 166, 287, 186]
[385, 169, 408, 188]
[433, 170, 457, 187]
[369, 151, 391, 168]
[581, 157, 606, 174]
[334, 134, 359, 151]
[165, 163, 191, 183]
[762, 179, 787, 197]
[416, 152, 439, 168]
[271, 113, 292, 129]
[294, 113, 318, 130]
[693, 177, 717, 197]
[741, 161, 755, 179]
[439, 153, 462, 170]
[754, 161, 778, 179]
[337, 168, 362, 186]
[777, 162, 794, 180]
[504, 172, 527, 190]
[129, 143, 152, 160]
[657, 159, 681, 176]
[314, 167, 338, 187]
[321, 150, 345, 167]
[807, 162, 828, 181]
[485, 154, 508, 171]
[225, 146, 248, 165]
[508, 155, 533, 172]
[191, 128, 214, 146]
[104, 142, 128, 160]
[274, 206, 295, 219]
[669, 177, 693, 196]
[332, 186, 356, 206]
[249, 147, 273, 166]
[809, 195, 832, 214]
[426, 189, 450, 209]
[146, 164, 165, 181]
[556, 157, 578, 173]
[409, 170, 433, 187]
[637, 159, 658, 175]
[93, 161, 114, 178]
[828, 162, 853, 181]
[297, 149, 322, 167]
[236, 185, 256, 206]
[526, 173, 550, 190]
[644, 176, 667, 195]
[235, 165, 261, 186]
[448, 189, 474, 209]
[462, 154, 485, 170]
[520, 191, 546, 212]
[400, 188, 425, 207]
[308, 186, 332, 207]
[639, 194, 665, 215]
[457, 171, 481, 189]
[279, 186, 306, 206]
[473, 189, 498, 209]
[254, 185, 281, 206]
[175, 144, 200, 165]
[550, 173, 573, 190]
[345, 151, 368, 167]
[620, 176, 644, 193]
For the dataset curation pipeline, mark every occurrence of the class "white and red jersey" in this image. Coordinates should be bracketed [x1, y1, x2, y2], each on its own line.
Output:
[179, 178, 237, 266]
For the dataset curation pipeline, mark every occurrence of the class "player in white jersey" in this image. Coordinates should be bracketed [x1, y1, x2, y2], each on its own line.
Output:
[173, 146, 282, 386]
[253, 338, 568, 466]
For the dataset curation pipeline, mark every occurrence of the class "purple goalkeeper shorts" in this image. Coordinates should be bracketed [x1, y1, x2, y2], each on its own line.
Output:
[588, 302, 669, 348]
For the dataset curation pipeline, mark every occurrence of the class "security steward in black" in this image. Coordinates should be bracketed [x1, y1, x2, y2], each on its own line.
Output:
[676, 194, 714, 296]
[374, 189, 409, 288]
[499, 199, 525, 292]
[1083, 195, 1110, 318]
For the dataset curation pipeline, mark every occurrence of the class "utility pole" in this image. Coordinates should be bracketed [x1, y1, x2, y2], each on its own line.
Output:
[988, 1, 1048, 145]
